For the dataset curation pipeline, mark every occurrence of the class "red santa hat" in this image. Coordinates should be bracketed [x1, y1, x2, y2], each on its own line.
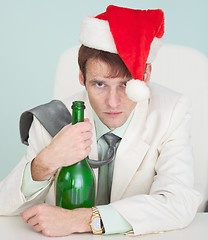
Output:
[79, 5, 165, 102]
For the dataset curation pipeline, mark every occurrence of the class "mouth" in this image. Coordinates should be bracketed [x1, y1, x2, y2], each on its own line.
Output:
[104, 112, 123, 117]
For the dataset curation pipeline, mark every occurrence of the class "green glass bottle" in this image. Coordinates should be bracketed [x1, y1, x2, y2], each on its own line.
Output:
[56, 101, 96, 209]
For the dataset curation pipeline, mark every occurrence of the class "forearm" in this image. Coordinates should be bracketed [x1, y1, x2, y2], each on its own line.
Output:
[31, 148, 58, 181]
[111, 182, 202, 236]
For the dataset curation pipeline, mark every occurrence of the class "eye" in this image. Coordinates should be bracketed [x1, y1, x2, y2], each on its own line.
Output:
[122, 82, 127, 87]
[96, 82, 104, 88]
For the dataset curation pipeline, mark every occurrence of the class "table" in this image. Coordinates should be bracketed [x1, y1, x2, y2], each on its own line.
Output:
[0, 213, 207, 240]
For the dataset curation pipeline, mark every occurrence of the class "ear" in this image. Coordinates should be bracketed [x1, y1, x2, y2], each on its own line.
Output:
[79, 70, 85, 86]
[143, 63, 152, 84]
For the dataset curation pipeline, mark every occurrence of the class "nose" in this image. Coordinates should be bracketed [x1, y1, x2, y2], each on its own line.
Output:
[106, 88, 121, 108]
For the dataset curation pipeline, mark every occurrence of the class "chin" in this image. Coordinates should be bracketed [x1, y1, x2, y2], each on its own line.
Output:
[106, 122, 124, 130]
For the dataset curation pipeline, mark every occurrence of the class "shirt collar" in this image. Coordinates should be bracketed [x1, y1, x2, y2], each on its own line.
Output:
[93, 110, 134, 140]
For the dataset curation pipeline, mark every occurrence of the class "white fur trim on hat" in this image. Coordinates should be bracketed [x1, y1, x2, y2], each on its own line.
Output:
[79, 16, 117, 53]
[147, 37, 164, 63]
[126, 79, 150, 102]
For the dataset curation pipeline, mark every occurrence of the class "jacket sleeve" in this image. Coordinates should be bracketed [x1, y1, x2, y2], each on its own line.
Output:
[110, 96, 202, 235]
[21, 161, 52, 199]
[0, 117, 54, 216]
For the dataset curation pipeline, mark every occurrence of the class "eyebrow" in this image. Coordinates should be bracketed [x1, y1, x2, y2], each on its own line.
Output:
[89, 78, 128, 85]
[89, 79, 105, 83]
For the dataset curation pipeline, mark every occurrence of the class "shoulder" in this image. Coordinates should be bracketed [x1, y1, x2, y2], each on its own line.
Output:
[149, 82, 182, 101]
[148, 82, 191, 112]
[145, 83, 192, 133]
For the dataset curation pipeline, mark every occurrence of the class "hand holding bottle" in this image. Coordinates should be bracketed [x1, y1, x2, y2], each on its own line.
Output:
[46, 118, 93, 167]
[31, 118, 93, 181]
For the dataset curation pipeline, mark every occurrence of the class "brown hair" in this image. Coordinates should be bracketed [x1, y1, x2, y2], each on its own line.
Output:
[78, 45, 132, 84]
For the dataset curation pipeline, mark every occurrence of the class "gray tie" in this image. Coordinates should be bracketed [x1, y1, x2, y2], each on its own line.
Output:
[87, 132, 120, 167]
[96, 133, 121, 205]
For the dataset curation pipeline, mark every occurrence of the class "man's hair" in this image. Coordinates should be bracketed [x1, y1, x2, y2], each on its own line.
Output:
[78, 45, 132, 84]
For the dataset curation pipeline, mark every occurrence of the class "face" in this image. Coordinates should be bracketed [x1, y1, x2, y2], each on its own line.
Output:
[79, 58, 137, 130]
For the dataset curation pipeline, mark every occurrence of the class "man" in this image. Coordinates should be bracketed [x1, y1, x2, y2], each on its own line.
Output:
[0, 5, 202, 237]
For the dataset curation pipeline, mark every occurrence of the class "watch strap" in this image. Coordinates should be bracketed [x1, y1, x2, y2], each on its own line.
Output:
[90, 207, 104, 234]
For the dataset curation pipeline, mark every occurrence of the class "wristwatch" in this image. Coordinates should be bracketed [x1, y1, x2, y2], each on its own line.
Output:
[90, 207, 105, 234]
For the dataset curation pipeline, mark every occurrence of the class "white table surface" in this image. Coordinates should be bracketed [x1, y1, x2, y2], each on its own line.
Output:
[0, 213, 207, 240]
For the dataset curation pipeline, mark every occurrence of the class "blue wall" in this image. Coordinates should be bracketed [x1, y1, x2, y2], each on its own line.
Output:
[0, 0, 207, 180]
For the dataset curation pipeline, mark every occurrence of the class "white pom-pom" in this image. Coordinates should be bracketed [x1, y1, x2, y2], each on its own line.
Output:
[126, 79, 150, 102]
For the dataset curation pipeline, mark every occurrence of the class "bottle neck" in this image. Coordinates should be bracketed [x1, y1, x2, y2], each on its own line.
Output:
[72, 101, 85, 125]
[70, 101, 87, 167]
[72, 109, 84, 124]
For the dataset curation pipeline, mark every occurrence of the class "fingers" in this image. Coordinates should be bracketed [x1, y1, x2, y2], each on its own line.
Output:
[79, 131, 93, 142]
[64, 122, 93, 147]
[84, 146, 92, 157]
[33, 224, 42, 232]
[20, 204, 49, 222]
[27, 217, 40, 230]
[84, 118, 90, 122]
[54, 120, 92, 138]
[79, 141, 92, 158]
[20, 204, 49, 233]
[58, 122, 92, 142]
[27, 218, 44, 233]
[20, 205, 39, 223]
[73, 121, 93, 132]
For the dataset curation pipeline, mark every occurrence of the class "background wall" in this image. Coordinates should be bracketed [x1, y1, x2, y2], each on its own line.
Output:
[0, 0, 207, 180]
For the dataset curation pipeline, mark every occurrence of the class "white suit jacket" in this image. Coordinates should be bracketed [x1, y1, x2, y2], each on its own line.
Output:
[0, 82, 202, 235]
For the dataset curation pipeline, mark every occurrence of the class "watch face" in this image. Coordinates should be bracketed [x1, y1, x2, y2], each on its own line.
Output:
[92, 217, 102, 231]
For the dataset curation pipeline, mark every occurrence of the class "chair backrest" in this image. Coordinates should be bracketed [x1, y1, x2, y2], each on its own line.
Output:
[54, 45, 83, 99]
[54, 44, 208, 211]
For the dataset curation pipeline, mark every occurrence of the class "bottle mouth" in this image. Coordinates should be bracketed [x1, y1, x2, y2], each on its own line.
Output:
[71, 101, 85, 110]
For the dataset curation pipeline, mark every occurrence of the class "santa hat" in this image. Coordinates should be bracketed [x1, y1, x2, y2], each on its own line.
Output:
[79, 5, 165, 102]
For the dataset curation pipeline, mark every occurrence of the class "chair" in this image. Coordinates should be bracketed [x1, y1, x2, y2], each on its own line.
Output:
[54, 44, 208, 212]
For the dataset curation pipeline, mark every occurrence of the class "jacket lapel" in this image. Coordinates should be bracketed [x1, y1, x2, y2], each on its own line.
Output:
[111, 99, 150, 202]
